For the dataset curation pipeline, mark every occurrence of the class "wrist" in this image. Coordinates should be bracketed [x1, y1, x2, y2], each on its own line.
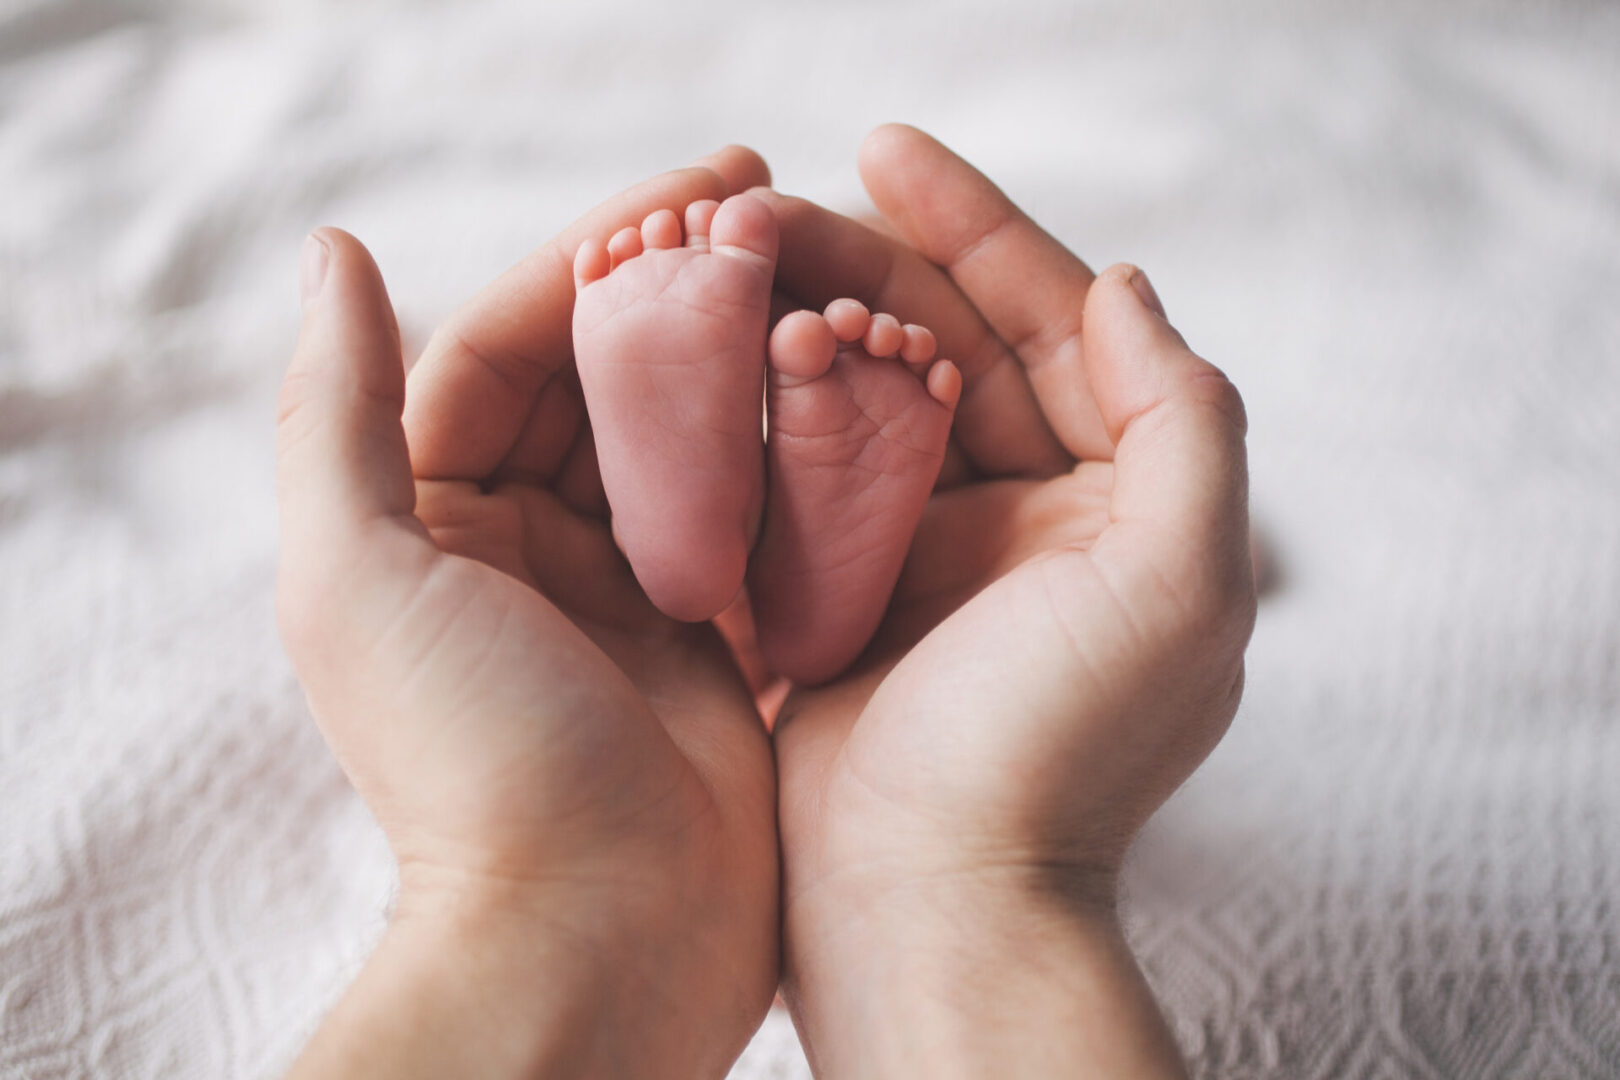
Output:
[783, 869, 1186, 1080]
[289, 864, 762, 1080]
[289, 875, 621, 1080]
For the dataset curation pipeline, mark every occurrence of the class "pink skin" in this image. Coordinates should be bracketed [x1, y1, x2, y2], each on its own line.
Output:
[572, 195, 777, 622]
[749, 299, 961, 685]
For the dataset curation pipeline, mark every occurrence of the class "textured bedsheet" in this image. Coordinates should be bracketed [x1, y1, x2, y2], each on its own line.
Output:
[3, 1, 1618, 1076]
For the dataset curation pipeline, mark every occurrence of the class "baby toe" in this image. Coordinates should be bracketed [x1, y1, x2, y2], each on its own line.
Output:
[926, 359, 963, 409]
[685, 200, 721, 247]
[863, 313, 905, 358]
[824, 298, 870, 343]
[900, 324, 937, 372]
[574, 236, 611, 287]
[607, 225, 643, 268]
[641, 208, 682, 250]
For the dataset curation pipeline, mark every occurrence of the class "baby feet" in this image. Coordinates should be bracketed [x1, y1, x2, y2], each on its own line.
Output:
[573, 195, 776, 622]
[573, 197, 957, 681]
[748, 300, 960, 684]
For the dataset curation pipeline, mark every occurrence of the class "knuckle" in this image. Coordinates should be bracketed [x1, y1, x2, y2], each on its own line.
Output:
[1156, 542, 1256, 659]
[274, 366, 322, 457]
[1198, 570, 1258, 667]
[274, 366, 311, 429]
[1187, 363, 1249, 436]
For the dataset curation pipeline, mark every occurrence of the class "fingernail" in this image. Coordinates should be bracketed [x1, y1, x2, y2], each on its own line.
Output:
[300, 232, 330, 312]
[1129, 267, 1166, 319]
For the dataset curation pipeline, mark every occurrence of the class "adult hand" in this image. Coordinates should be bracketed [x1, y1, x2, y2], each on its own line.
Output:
[275, 150, 779, 1080]
[754, 126, 1256, 1077]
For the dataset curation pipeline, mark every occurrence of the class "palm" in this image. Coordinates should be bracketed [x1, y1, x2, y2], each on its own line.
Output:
[392, 348, 785, 1056]
[864, 468, 1112, 659]
[382, 154, 782, 898]
[758, 127, 1251, 938]
[274, 152, 785, 1059]
[773, 465, 1142, 907]
[383, 472, 770, 887]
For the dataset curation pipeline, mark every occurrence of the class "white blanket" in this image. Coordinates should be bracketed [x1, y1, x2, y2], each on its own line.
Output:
[3, 2, 1618, 1076]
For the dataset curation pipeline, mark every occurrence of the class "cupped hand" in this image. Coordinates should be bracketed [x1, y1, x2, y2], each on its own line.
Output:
[275, 151, 779, 1078]
[751, 126, 1256, 1074]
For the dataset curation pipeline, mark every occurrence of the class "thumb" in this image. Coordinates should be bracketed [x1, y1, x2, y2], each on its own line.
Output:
[276, 229, 433, 675]
[1082, 263, 1254, 638]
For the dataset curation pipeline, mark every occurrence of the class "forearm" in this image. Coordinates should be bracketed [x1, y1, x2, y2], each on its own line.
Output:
[783, 878, 1187, 1080]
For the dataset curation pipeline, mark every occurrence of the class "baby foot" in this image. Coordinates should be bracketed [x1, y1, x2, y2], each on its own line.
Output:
[573, 195, 777, 622]
[748, 300, 961, 684]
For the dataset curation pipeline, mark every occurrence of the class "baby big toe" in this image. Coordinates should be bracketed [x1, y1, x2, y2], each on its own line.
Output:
[769, 311, 838, 382]
[709, 193, 779, 268]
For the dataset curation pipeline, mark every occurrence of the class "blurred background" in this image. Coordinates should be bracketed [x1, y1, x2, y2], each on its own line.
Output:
[2, 1, 1618, 1076]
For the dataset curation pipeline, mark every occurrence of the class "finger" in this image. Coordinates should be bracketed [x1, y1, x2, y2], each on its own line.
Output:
[413, 479, 533, 586]
[485, 362, 587, 490]
[502, 483, 656, 628]
[1084, 264, 1254, 633]
[279, 229, 418, 535]
[403, 162, 754, 483]
[851, 208, 903, 242]
[753, 188, 1071, 479]
[552, 420, 610, 518]
[276, 229, 435, 661]
[689, 143, 772, 193]
[857, 124, 1114, 462]
[937, 441, 975, 487]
